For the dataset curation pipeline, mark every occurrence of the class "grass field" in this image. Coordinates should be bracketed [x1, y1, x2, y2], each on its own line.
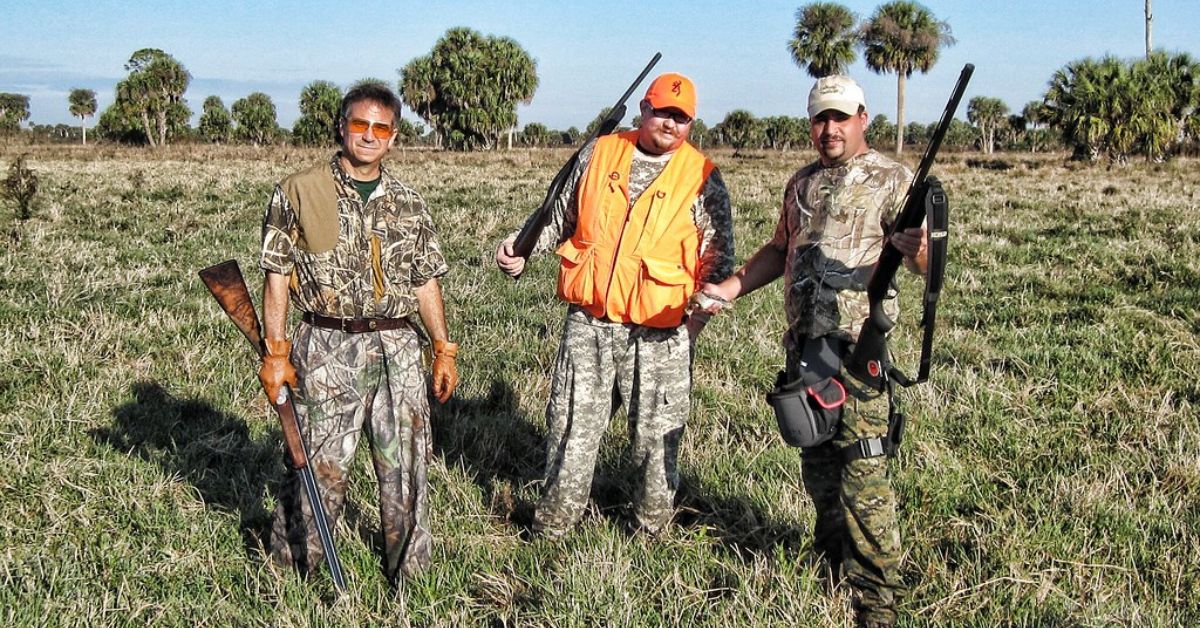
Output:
[1, 144, 1197, 626]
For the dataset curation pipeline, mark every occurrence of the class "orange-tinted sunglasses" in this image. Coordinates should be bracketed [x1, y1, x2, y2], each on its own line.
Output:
[346, 117, 396, 136]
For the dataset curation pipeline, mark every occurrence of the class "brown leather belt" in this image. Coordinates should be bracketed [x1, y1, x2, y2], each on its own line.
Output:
[302, 312, 410, 333]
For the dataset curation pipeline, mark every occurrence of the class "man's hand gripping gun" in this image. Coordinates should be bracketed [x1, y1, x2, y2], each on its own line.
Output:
[198, 259, 347, 592]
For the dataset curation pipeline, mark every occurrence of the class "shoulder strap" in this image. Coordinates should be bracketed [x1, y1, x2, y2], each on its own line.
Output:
[913, 177, 949, 384]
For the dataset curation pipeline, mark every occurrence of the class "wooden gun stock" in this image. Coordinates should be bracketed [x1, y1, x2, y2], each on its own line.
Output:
[198, 260, 307, 470]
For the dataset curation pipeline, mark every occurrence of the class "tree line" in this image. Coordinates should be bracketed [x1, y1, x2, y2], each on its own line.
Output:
[788, 1, 1199, 161]
[2, 7, 1198, 161]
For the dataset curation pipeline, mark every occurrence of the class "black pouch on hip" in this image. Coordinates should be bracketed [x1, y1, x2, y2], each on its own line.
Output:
[766, 336, 847, 448]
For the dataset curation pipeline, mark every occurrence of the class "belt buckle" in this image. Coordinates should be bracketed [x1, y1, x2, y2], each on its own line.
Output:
[340, 318, 351, 333]
[369, 320, 377, 331]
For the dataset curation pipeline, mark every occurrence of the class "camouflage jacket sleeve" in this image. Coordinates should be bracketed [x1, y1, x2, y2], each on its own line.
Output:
[692, 167, 735, 284]
[409, 195, 450, 286]
[509, 139, 595, 256]
[768, 167, 811, 253]
[879, 165, 914, 231]
[260, 184, 296, 275]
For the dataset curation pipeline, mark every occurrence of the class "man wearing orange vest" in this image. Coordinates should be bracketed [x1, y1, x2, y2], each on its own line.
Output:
[495, 73, 734, 536]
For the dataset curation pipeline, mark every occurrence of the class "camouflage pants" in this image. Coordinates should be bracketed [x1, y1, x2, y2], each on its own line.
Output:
[269, 321, 432, 583]
[534, 307, 692, 535]
[788, 350, 904, 624]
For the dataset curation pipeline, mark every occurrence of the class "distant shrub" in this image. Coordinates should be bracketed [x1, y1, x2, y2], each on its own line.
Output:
[965, 158, 1013, 171]
[2, 153, 39, 220]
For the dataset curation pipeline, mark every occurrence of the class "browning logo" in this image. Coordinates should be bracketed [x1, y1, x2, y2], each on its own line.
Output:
[672, 80, 682, 96]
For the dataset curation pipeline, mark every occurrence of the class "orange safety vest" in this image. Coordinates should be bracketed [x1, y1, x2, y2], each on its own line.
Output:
[556, 131, 715, 328]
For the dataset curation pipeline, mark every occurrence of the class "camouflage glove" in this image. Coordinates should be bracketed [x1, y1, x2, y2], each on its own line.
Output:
[258, 338, 297, 405]
[431, 340, 459, 403]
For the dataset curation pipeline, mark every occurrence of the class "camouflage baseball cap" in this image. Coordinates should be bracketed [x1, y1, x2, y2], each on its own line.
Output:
[808, 75, 866, 117]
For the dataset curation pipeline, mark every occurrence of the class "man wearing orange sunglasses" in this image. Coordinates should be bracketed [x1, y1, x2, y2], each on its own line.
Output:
[258, 81, 458, 585]
[495, 72, 734, 538]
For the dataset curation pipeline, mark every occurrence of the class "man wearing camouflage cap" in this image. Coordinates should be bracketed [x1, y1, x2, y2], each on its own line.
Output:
[495, 72, 734, 537]
[699, 75, 927, 627]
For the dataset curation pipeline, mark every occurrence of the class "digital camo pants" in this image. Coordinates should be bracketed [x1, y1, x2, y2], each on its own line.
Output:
[269, 322, 432, 583]
[534, 307, 692, 536]
[788, 350, 904, 623]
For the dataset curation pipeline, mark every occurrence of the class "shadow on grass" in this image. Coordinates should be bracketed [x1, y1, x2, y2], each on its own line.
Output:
[432, 377, 545, 533]
[674, 474, 810, 560]
[433, 377, 810, 561]
[92, 380, 281, 555]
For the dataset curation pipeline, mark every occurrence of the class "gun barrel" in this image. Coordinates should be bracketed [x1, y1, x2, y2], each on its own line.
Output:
[510, 52, 662, 261]
[910, 64, 974, 187]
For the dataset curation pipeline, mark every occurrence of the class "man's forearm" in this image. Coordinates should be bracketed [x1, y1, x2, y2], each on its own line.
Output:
[263, 271, 291, 341]
[723, 244, 787, 299]
[902, 252, 928, 276]
[414, 278, 449, 343]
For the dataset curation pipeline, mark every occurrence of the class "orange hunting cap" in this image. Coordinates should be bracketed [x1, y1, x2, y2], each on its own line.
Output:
[644, 72, 697, 119]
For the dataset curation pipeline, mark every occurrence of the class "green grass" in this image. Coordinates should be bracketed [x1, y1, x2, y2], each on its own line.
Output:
[0, 145, 1197, 626]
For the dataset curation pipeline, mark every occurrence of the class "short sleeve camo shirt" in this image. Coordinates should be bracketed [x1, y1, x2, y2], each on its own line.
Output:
[768, 149, 912, 349]
[260, 154, 449, 319]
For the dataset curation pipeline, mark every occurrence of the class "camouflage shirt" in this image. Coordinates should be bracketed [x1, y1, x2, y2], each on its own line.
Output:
[260, 154, 448, 318]
[768, 149, 912, 349]
[518, 138, 735, 285]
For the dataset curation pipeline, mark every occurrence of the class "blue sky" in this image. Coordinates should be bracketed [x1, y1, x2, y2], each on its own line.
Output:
[3, 0, 1197, 131]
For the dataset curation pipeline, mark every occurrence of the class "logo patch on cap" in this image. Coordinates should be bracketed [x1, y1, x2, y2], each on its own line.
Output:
[672, 80, 682, 96]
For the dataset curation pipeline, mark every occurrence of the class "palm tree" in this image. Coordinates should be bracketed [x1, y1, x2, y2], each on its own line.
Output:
[1043, 57, 1122, 161]
[399, 56, 440, 147]
[402, 28, 539, 151]
[967, 96, 1008, 154]
[716, 109, 761, 156]
[119, 49, 191, 146]
[294, 80, 342, 146]
[1129, 51, 1199, 161]
[231, 92, 278, 146]
[1145, 0, 1153, 59]
[487, 36, 538, 150]
[68, 88, 97, 145]
[788, 3, 858, 78]
[198, 95, 232, 144]
[860, 1, 955, 154]
[1021, 100, 1048, 153]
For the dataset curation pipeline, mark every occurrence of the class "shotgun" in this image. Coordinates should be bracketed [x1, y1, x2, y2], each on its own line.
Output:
[510, 52, 662, 266]
[843, 63, 974, 391]
[198, 259, 347, 592]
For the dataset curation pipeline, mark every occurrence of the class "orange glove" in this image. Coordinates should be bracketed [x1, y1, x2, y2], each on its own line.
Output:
[258, 338, 298, 405]
[431, 340, 459, 403]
